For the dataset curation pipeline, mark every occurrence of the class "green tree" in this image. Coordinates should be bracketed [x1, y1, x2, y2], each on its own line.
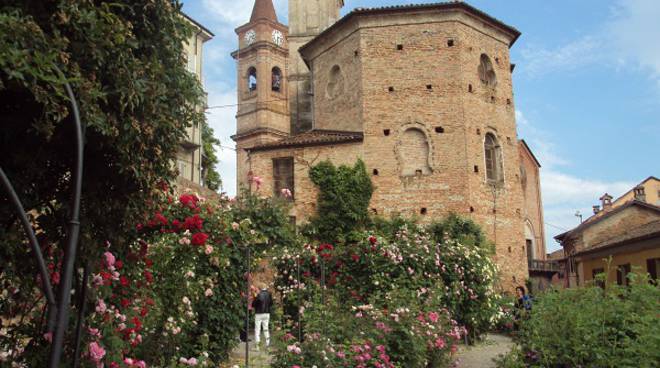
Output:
[201, 121, 222, 191]
[0, 3, 206, 360]
[0, 0, 204, 251]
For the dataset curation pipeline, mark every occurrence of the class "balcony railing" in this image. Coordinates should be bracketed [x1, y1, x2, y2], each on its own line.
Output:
[528, 259, 562, 273]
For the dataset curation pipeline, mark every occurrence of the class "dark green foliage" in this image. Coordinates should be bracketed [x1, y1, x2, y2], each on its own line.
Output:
[201, 121, 222, 191]
[496, 274, 660, 368]
[0, 0, 204, 271]
[428, 213, 488, 247]
[306, 159, 373, 243]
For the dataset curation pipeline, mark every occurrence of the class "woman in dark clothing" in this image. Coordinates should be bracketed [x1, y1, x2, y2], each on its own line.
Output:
[513, 286, 532, 331]
[515, 286, 533, 312]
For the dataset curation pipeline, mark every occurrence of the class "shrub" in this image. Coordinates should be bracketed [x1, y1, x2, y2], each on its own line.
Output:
[496, 273, 660, 368]
[306, 159, 373, 243]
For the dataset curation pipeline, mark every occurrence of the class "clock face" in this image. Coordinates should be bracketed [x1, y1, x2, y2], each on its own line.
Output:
[272, 30, 284, 47]
[244, 30, 256, 45]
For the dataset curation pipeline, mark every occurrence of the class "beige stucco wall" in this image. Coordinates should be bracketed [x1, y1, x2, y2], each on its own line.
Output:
[580, 246, 660, 285]
[176, 21, 211, 186]
[613, 178, 660, 208]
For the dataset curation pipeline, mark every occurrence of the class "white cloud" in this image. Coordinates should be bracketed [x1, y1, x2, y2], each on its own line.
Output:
[205, 84, 238, 195]
[517, 109, 637, 251]
[520, 36, 602, 78]
[607, 0, 660, 84]
[520, 0, 660, 85]
[201, 0, 288, 25]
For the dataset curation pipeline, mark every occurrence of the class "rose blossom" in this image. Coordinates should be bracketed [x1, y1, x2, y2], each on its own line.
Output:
[204, 245, 214, 255]
[88, 341, 106, 362]
[103, 252, 115, 268]
[95, 299, 107, 314]
[204, 289, 213, 297]
[191, 232, 209, 246]
[231, 222, 240, 231]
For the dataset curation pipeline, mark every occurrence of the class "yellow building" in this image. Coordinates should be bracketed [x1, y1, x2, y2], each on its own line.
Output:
[556, 176, 660, 287]
[177, 14, 214, 186]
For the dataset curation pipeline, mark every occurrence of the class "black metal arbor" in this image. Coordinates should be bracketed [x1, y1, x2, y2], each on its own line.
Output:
[1, 68, 86, 368]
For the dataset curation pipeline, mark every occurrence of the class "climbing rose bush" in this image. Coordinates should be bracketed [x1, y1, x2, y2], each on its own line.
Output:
[0, 189, 295, 367]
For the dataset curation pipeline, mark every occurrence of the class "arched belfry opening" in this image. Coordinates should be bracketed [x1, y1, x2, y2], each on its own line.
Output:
[247, 67, 257, 92]
[272, 67, 282, 92]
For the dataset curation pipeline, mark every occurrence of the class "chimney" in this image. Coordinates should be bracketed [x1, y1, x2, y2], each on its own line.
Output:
[599, 193, 613, 211]
[633, 185, 646, 202]
[593, 205, 601, 215]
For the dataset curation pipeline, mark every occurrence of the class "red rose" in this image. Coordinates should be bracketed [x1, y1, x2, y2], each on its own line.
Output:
[154, 212, 168, 226]
[179, 194, 199, 209]
[143, 270, 153, 283]
[120, 299, 130, 308]
[191, 232, 209, 246]
[368, 236, 377, 245]
[351, 254, 360, 262]
[144, 258, 153, 268]
[184, 215, 203, 230]
[100, 271, 112, 280]
[119, 276, 130, 287]
[115, 260, 123, 269]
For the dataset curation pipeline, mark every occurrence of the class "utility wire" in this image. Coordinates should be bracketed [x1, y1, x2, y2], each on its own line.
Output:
[545, 222, 569, 231]
[206, 98, 288, 110]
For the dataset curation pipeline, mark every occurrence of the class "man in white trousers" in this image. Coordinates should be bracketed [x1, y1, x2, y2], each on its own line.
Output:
[251, 283, 273, 350]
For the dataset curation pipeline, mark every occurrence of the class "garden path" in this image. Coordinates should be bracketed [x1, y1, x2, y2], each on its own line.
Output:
[221, 332, 272, 368]
[455, 333, 514, 368]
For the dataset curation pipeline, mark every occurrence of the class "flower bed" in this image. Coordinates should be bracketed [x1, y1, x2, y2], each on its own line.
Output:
[271, 218, 505, 367]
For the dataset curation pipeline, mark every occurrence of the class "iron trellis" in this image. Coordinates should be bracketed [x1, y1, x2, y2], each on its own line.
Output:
[0, 67, 85, 367]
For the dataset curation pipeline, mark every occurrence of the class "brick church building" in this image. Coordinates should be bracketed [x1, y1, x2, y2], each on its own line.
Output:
[231, 0, 546, 289]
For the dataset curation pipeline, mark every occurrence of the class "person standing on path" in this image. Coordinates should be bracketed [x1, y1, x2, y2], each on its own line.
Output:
[251, 282, 273, 350]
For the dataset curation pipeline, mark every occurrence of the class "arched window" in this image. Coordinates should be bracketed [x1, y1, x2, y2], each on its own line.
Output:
[484, 133, 503, 183]
[271, 67, 282, 92]
[247, 67, 257, 92]
[478, 54, 497, 87]
[399, 128, 431, 176]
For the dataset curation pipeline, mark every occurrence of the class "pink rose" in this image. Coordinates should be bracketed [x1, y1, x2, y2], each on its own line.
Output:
[103, 252, 115, 268]
[428, 311, 439, 323]
[95, 299, 107, 314]
[43, 332, 53, 343]
[88, 341, 106, 362]
[205, 245, 214, 255]
[205, 288, 214, 297]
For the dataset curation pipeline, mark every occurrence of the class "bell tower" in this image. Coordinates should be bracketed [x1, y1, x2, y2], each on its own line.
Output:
[232, 0, 289, 186]
[288, 0, 344, 134]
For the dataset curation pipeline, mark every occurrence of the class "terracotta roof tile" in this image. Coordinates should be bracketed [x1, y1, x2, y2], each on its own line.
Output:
[248, 130, 363, 151]
[576, 220, 660, 256]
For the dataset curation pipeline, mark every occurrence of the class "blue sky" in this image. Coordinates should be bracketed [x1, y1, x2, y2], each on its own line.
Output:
[182, 0, 660, 252]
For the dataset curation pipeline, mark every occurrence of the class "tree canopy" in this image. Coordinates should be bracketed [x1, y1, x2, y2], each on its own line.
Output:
[0, 0, 206, 259]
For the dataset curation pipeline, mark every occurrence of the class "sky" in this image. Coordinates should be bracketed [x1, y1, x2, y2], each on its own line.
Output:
[182, 0, 660, 252]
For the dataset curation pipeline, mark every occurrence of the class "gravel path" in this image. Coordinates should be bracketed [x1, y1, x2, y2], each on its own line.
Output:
[221, 332, 273, 368]
[455, 334, 514, 368]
